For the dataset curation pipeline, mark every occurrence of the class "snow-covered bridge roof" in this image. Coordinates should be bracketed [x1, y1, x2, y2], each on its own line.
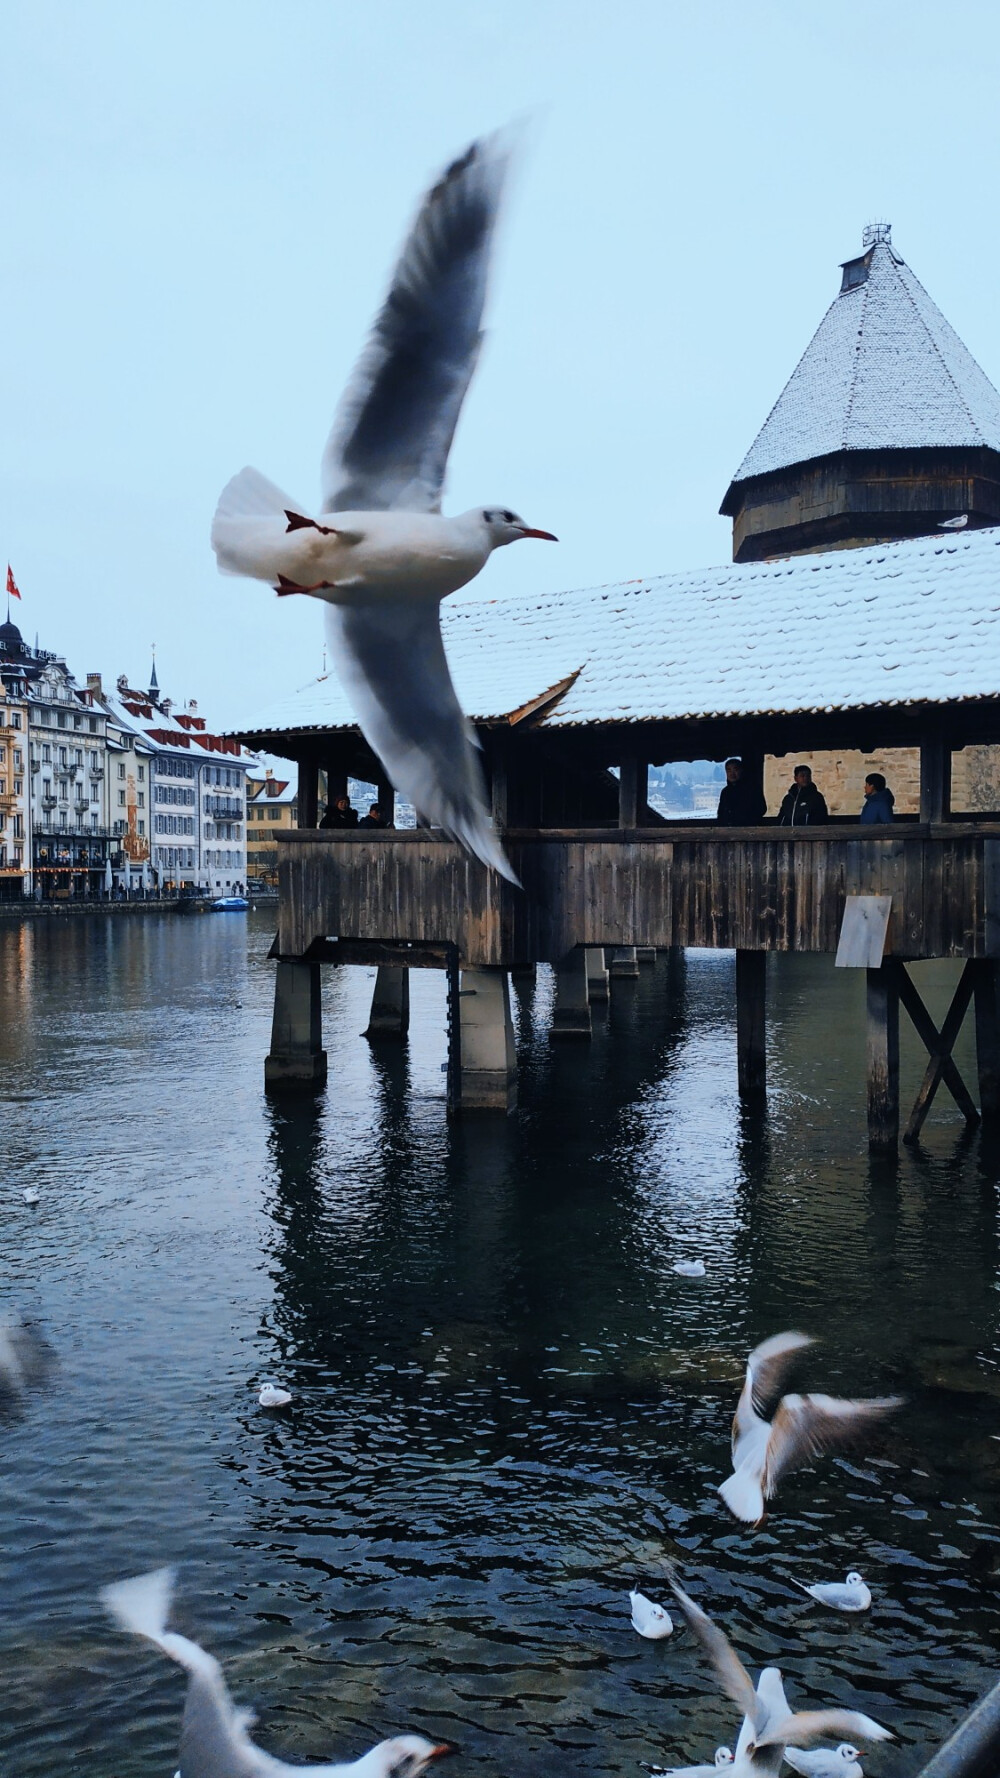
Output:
[232, 524, 1000, 741]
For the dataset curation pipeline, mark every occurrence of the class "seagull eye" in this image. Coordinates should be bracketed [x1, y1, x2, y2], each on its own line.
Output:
[502, 509, 515, 523]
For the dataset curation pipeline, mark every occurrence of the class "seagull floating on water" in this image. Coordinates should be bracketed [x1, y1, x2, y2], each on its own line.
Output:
[212, 132, 556, 882]
[22, 1188, 40, 1206]
[258, 1382, 292, 1408]
[784, 1748, 863, 1778]
[664, 1567, 891, 1778]
[630, 1587, 674, 1639]
[673, 1260, 706, 1277]
[794, 1572, 872, 1613]
[640, 1749, 733, 1777]
[718, 1332, 903, 1524]
[102, 1567, 457, 1778]
[938, 514, 968, 529]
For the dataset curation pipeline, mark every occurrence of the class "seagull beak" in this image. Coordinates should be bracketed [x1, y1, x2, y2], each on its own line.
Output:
[428, 1745, 459, 1761]
[517, 527, 558, 541]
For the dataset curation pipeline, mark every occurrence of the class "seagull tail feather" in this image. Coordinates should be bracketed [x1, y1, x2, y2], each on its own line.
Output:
[211, 466, 309, 579]
[718, 1468, 765, 1524]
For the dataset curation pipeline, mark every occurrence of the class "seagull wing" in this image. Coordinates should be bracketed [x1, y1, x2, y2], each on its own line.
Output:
[324, 598, 516, 881]
[321, 134, 510, 515]
[731, 1332, 813, 1461]
[746, 1333, 814, 1419]
[762, 1392, 904, 1498]
[102, 1569, 284, 1778]
[665, 1570, 763, 1734]
[756, 1709, 891, 1750]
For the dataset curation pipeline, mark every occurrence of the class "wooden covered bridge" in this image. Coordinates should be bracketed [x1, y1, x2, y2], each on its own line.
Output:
[234, 523, 1000, 1154]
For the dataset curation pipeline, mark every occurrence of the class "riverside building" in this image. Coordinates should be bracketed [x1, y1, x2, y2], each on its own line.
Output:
[246, 767, 297, 885]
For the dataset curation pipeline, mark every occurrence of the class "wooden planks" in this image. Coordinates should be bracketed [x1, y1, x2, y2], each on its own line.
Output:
[274, 827, 1000, 967]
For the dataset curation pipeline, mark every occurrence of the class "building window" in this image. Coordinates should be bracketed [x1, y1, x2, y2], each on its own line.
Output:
[137, 820, 145, 836]
[138, 764, 145, 782]
[11, 713, 20, 729]
[42, 744, 50, 763]
[118, 762, 125, 779]
[14, 780, 22, 795]
[13, 749, 22, 767]
[118, 790, 126, 807]
[137, 792, 145, 808]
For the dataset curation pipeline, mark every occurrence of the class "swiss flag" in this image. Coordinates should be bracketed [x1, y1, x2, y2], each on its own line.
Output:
[6, 565, 21, 601]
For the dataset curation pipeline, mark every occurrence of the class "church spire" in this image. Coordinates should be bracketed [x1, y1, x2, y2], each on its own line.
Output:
[148, 645, 159, 701]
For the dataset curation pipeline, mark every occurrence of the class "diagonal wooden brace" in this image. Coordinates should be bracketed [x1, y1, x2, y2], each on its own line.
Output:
[894, 959, 981, 1144]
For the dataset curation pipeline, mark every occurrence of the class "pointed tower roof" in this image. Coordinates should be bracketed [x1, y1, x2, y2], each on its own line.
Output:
[728, 225, 1000, 488]
[148, 651, 159, 699]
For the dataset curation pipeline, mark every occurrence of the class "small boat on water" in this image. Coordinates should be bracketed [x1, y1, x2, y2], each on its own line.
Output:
[210, 896, 249, 912]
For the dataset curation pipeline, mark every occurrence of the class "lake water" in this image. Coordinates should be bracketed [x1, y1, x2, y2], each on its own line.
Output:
[2, 913, 999, 1777]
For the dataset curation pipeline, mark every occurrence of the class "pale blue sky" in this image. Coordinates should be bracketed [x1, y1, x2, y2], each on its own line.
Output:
[4, 0, 1000, 727]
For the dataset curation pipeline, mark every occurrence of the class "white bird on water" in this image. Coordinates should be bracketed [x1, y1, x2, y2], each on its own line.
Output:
[673, 1260, 706, 1278]
[211, 133, 556, 882]
[102, 1568, 457, 1778]
[22, 1187, 40, 1206]
[784, 1747, 864, 1778]
[630, 1587, 674, 1639]
[258, 1382, 292, 1408]
[640, 1748, 733, 1776]
[938, 514, 968, 529]
[663, 1568, 891, 1778]
[718, 1332, 903, 1524]
[794, 1572, 872, 1613]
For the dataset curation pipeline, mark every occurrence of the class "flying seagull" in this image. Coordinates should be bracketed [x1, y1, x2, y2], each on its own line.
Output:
[102, 1567, 457, 1778]
[664, 1568, 891, 1777]
[212, 133, 556, 882]
[718, 1332, 903, 1524]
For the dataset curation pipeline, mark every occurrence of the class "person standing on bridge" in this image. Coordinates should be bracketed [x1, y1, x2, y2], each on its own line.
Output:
[716, 758, 766, 824]
[860, 772, 895, 823]
[777, 764, 829, 825]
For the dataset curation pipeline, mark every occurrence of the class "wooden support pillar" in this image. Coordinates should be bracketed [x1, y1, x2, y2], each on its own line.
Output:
[375, 773, 396, 828]
[973, 959, 1000, 1123]
[736, 949, 766, 1101]
[265, 960, 327, 1087]
[298, 760, 319, 829]
[455, 967, 517, 1111]
[364, 966, 409, 1038]
[618, 757, 647, 828]
[609, 946, 640, 978]
[920, 737, 951, 823]
[585, 947, 609, 1002]
[898, 960, 980, 1142]
[866, 964, 900, 1154]
[552, 948, 592, 1038]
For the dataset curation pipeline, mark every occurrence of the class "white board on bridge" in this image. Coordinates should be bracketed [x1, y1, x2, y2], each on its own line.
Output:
[835, 895, 893, 968]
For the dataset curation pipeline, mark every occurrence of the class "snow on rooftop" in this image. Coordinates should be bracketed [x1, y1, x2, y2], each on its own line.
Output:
[729, 235, 1000, 485]
[233, 523, 1000, 738]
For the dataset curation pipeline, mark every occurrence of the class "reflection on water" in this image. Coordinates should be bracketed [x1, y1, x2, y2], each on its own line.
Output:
[1, 916, 999, 1776]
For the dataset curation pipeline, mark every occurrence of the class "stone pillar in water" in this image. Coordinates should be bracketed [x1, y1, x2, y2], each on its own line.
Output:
[456, 967, 517, 1111]
[552, 948, 592, 1038]
[365, 966, 410, 1037]
[265, 960, 327, 1087]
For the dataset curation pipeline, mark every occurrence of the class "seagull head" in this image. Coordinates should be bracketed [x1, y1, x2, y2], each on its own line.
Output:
[364, 1736, 457, 1778]
[715, 1752, 734, 1769]
[836, 1750, 860, 1764]
[846, 1571, 864, 1586]
[481, 507, 557, 548]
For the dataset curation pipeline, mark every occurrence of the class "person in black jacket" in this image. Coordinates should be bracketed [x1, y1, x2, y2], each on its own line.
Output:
[777, 764, 828, 826]
[716, 758, 767, 824]
[319, 793, 359, 829]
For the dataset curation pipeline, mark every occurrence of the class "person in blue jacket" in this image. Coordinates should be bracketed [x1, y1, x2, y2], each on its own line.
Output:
[860, 772, 895, 823]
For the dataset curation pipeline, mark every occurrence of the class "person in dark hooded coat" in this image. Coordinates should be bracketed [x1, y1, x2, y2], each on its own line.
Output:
[716, 758, 767, 824]
[776, 764, 829, 826]
[860, 772, 895, 823]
